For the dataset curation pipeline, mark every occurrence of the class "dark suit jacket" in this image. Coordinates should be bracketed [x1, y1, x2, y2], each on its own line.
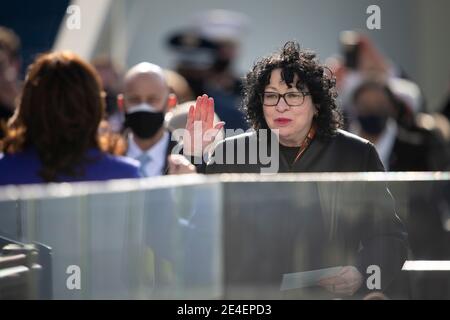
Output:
[389, 125, 450, 171]
[162, 133, 180, 175]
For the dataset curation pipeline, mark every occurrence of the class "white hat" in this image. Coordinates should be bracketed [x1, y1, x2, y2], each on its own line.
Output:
[191, 9, 250, 42]
[388, 77, 422, 113]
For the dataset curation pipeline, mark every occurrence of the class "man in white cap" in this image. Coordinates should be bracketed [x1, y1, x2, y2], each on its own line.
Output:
[167, 10, 250, 132]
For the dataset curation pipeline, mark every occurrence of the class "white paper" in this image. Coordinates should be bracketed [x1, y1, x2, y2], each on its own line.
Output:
[280, 266, 343, 291]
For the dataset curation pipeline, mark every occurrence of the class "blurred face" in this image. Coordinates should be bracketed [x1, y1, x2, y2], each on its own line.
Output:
[354, 86, 393, 137]
[96, 65, 119, 91]
[123, 72, 169, 112]
[0, 51, 19, 108]
[263, 68, 316, 147]
[354, 87, 393, 117]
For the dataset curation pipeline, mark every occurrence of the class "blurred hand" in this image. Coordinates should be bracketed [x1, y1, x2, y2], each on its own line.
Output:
[357, 35, 389, 75]
[183, 94, 225, 157]
[326, 56, 347, 92]
[318, 266, 363, 296]
[167, 154, 197, 175]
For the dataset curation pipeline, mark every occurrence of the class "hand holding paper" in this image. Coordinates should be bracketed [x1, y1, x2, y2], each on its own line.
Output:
[281, 266, 343, 291]
[318, 265, 363, 296]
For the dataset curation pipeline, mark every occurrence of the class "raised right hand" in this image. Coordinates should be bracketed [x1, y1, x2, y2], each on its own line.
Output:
[183, 94, 225, 157]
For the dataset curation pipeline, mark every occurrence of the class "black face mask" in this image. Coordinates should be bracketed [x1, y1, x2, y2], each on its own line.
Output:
[124, 111, 165, 139]
[357, 114, 388, 135]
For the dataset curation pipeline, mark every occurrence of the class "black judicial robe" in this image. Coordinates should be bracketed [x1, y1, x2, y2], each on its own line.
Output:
[199, 129, 408, 298]
[204, 129, 384, 174]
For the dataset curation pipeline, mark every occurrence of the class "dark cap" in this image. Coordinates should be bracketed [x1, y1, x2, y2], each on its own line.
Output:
[166, 30, 219, 68]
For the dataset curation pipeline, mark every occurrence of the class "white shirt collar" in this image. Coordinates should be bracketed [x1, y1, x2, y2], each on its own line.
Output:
[351, 118, 398, 171]
[126, 131, 170, 177]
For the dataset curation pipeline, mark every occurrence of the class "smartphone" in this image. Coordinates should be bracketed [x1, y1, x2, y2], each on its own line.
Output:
[340, 31, 360, 70]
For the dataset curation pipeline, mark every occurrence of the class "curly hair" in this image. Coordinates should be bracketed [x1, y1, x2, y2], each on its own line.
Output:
[243, 41, 342, 140]
[1, 51, 105, 182]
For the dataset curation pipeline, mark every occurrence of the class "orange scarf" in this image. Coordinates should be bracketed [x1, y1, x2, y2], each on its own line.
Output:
[292, 122, 317, 165]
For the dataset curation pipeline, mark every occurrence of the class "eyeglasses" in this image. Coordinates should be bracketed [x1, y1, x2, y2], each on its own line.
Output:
[261, 91, 311, 107]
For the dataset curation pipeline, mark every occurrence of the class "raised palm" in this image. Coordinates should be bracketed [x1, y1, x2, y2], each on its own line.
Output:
[183, 94, 225, 157]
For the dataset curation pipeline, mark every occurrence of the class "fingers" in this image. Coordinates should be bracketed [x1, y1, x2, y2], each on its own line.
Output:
[168, 155, 196, 175]
[318, 275, 338, 287]
[204, 122, 226, 143]
[206, 97, 214, 126]
[333, 284, 354, 296]
[214, 121, 225, 130]
[334, 278, 361, 296]
[201, 95, 209, 123]
[172, 154, 188, 162]
[339, 266, 363, 284]
[319, 278, 353, 296]
[194, 94, 213, 124]
[186, 105, 194, 129]
[318, 275, 345, 288]
[194, 96, 202, 121]
[318, 266, 362, 296]
[338, 266, 352, 276]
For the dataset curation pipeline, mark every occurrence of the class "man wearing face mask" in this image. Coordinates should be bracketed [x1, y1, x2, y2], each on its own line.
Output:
[118, 62, 195, 177]
[351, 78, 450, 299]
[351, 78, 450, 171]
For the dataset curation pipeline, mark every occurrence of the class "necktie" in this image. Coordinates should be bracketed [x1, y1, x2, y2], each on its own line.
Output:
[136, 153, 151, 177]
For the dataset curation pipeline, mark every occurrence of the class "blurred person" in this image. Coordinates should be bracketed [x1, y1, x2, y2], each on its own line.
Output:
[0, 51, 13, 136]
[351, 79, 450, 299]
[165, 99, 224, 145]
[0, 26, 21, 71]
[328, 31, 426, 130]
[351, 78, 450, 171]
[118, 62, 197, 177]
[0, 51, 141, 185]
[329, 32, 390, 114]
[163, 69, 195, 104]
[167, 31, 217, 98]
[167, 9, 249, 132]
[440, 76, 450, 123]
[432, 83, 450, 153]
[192, 10, 248, 98]
[92, 55, 125, 133]
[442, 94, 450, 121]
[114, 65, 200, 288]
[183, 42, 408, 298]
[0, 26, 21, 139]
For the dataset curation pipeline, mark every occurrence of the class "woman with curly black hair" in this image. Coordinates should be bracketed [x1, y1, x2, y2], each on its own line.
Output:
[183, 41, 407, 298]
[184, 41, 385, 174]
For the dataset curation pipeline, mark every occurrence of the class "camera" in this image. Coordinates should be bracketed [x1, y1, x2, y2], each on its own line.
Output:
[340, 30, 360, 70]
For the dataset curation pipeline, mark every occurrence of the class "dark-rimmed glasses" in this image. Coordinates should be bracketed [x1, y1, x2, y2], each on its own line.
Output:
[261, 91, 311, 107]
